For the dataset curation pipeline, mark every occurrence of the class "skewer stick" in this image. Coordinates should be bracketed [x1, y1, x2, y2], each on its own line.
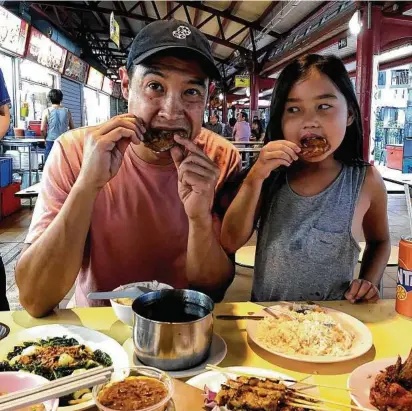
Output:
[206, 365, 353, 392]
[285, 401, 338, 411]
[290, 391, 376, 411]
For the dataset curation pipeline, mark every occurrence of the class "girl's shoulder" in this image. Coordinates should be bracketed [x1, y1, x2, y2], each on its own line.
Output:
[360, 165, 386, 201]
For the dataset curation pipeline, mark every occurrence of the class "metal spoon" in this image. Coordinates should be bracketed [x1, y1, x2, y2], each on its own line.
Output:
[87, 286, 152, 301]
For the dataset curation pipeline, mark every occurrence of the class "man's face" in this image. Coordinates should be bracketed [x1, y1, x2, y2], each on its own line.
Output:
[210, 115, 217, 125]
[120, 56, 209, 145]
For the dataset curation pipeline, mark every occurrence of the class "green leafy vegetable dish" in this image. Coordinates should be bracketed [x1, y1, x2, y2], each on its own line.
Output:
[0, 336, 112, 406]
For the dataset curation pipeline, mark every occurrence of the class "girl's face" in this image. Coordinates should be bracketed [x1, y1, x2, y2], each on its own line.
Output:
[281, 69, 353, 162]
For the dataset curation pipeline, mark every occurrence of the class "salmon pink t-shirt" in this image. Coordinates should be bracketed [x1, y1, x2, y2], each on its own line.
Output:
[25, 127, 241, 306]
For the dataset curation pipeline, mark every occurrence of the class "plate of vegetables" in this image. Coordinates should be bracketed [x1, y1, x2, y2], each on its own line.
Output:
[0, 324, 129, 410]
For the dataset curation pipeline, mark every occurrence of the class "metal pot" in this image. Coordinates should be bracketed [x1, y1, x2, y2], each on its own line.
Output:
[132, 289, 214, 371]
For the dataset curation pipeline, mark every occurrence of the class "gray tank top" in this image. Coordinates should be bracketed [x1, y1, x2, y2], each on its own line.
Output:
[252, 165, 367, 302]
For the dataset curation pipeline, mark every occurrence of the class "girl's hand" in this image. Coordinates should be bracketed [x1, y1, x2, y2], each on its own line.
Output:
[344, 279, 380, 303]
[249, 141, 301, 181]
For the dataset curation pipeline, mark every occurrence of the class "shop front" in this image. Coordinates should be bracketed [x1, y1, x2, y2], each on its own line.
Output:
[83, 67, 110, 126]
[61, 52, 89, 128]
[19, 27, 67, 123]
[0, 5, 29, 133]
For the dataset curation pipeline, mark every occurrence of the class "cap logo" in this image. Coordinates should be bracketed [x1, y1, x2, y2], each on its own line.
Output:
[172, 26, 191, 39]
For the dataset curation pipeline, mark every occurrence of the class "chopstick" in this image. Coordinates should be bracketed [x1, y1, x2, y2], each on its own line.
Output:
[0, 366, 113, 411]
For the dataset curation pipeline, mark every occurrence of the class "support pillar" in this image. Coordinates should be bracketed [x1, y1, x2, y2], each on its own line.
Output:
[222, 93, 228, 123]
[355, 5, 382, 162]
[250, 73, 259, 121]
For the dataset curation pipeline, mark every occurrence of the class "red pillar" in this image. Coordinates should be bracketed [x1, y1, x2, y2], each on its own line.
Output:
[222, 93, 228, 123]
[250, 73, 259, 121]
[355, 5, 381, 162]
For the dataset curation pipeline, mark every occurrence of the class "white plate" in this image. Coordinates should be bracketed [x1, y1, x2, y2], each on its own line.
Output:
[0, 324, 129, 411]
[186, 366, 295, 392]
[123, 333, 227, 379]
[348, 357, 405, 410]
[247, 303, 373, 363]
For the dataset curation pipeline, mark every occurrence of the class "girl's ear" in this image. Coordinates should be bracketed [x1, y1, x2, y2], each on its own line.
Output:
[347, 108, 354, 127]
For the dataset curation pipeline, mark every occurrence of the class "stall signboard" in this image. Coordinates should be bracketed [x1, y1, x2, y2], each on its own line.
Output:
[26, 27, 67, 73]
[102, 77, 114, 95]
[235, 75, 250, 87]
[110, 12, 120, 48]
[63, 52, 89, 83]
[0, 5, 29, 56]
[87, 66, 104, 90]
[112, 82, 122, 99]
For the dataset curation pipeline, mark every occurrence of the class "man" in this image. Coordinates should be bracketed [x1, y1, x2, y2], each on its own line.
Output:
[233, 111, 251, 142]
[206, 114, 223, 135]
[41, 89, 75, 163]
[16, 20, 241, 318]
[0, 68, 11, 311]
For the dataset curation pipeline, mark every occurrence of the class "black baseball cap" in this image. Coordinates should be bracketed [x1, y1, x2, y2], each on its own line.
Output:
[126, 19, 221, 80]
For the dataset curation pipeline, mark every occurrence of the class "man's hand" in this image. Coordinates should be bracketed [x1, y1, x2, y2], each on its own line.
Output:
[344, 279, 380, 303]
[77, 114, 145, 191]
[171, 134, 220, 221]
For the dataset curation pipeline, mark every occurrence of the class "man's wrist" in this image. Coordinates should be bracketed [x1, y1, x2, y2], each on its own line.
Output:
[188, 213, 213, 229]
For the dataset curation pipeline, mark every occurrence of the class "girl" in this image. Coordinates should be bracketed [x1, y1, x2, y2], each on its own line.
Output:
[251, 119, 265, 141]
[221, 54, 390, 303]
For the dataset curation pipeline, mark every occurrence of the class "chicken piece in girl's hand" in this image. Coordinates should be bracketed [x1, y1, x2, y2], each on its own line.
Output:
[221, 54, 390, 304]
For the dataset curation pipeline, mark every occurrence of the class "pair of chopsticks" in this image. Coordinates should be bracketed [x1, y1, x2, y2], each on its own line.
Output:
[0, 366, 113, 411]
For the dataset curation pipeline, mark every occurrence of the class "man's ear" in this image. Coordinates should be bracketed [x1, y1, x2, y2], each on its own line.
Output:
[119, 66, 130, 100]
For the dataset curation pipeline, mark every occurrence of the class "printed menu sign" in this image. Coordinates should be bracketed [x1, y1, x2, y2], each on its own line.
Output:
[63, 52, 89, 83]
[87, 66, 104, 90]
[102, 77, 114, 95]
[26, 27, 67, 73]
[0, 6, 29, 56]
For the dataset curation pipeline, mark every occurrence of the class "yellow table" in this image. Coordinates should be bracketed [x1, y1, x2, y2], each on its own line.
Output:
[0, 300, 411, 409]
[235, 245, 256, 268]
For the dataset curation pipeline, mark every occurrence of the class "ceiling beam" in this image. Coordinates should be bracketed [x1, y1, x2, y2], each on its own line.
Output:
[197, 13, 214, 30]
[193, 7, 201, 27]
[177, 1, 280, 39]
[163, 3, 182, 20]
[183, 4, 192, 25]
[255, 1, 279, 25]
[128, 2, 141, 14]
[211, 1, 239, 53]
[29, 1, 156, 23]
[283, 1, 330, 37]
[151, 1, 161, 19]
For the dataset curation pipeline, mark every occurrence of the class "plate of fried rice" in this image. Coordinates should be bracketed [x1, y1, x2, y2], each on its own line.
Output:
[246, 303, 372, 363]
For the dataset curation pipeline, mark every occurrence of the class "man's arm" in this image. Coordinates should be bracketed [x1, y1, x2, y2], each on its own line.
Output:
[16, 182, 99, 317]
[0, 104, 10, 138]
[16, 115, 144, 317]
[186, 215, 234, 301]
[171, 135, 239, 300]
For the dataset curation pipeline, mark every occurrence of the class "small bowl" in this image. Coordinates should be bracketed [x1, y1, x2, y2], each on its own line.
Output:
[92, 366, 174, 411]
[110, 282, 173, 327]
[0, 372, 59, 410]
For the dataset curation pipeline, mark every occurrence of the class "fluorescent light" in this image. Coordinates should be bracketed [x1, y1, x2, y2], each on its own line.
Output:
[349, 11, 361, 36]
[219, 93, 223, 101]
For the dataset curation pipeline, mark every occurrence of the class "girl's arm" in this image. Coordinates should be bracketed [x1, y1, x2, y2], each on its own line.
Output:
[345, 167, 391, 303]
[221, 172, 264, 253]
[221, 141, 301, 253]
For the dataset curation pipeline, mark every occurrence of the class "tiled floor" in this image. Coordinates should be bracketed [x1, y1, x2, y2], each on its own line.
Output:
[1, 190, 409, 310]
